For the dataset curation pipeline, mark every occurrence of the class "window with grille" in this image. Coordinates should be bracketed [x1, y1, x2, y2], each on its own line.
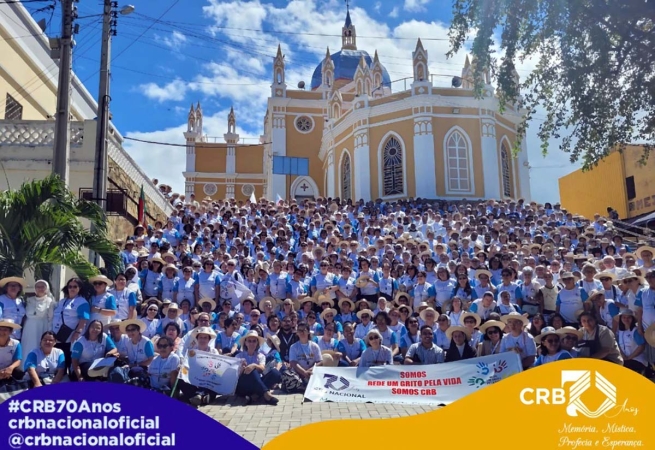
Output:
[341, 152, 351, 200]
[501, 143, 512, 197]
[383, 137, 404, 196]
[446, 131, 470, 192]
[5, 94, 23, 120]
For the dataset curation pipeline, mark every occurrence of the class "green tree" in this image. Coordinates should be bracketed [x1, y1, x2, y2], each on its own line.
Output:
[0, 174, 121, 281]
[448, 0, 654, 168]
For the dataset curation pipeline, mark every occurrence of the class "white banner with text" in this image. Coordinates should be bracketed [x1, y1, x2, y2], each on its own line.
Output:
[179, 350, 242, 395]
[304, 353, 522, 405]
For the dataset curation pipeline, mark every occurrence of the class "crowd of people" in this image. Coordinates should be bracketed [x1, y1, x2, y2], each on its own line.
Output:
[1, 196, 654, 407]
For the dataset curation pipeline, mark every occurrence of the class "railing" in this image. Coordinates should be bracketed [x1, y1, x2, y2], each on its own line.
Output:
[0, 120, 173, 216]
[604, 216, 655, 245]
[0, 120, 84, 146]
[202, 135, 262, 144]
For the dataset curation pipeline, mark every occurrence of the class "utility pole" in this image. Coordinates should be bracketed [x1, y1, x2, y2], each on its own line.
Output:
[91, 0, 113, 266]
[52, 0, 76, 184]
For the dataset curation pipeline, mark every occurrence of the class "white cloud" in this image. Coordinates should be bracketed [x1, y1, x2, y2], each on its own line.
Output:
[138, 79, 188, 102]
[403, 0, 431, 12]
[389, 7, 399, 18]
[374, 2, 381, 13]
[155, 30, 188, 51]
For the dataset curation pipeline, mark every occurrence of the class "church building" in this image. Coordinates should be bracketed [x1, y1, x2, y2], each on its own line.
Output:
[183, 9, 531, 203]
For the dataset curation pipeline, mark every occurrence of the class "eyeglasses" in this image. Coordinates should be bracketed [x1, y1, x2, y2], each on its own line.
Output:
[157, 344, 170, 349]
[67, 285, 79, 289]
[126, 327, 139, 332]
[361, 314, 370, 319]
[147, 308, 158, 312]
[245, 339, 259, 344]
[408, 320, 418, 325]
[487, 329, 500, 335]
[368, 336, 380, 340]
[437, 318, 449, 322]
[92, 282, 106, 286]
[600, 277, 612, 282]
[197, 318, 210, 323]
[250, 314, 260, 318]
[562, 336, 577, 341]
[544, 338, 560, 344]
[457, 276, 468, 280]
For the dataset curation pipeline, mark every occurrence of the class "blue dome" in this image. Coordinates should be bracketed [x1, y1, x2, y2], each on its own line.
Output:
[310, 49, 392, 90]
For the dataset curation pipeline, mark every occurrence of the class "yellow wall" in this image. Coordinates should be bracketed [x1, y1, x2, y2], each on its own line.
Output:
[195, 144, 227, 173]
[622, 145, 655, 218]
[433, 117, 485, 198]
[369, 118, 415, 199]
[559, 151, 627, 219]
[285, 115, 325, 199]
[0, 27, 84, 121]
[235, 146, 264, 173]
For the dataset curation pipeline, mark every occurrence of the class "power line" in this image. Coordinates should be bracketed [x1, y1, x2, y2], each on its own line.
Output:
[124, 136, 270, 147]
[130, 13, 453, 41]
[0, 0, 51, 4]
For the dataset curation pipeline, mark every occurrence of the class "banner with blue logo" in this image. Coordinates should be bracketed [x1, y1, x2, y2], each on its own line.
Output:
[303, 353, 522, 405]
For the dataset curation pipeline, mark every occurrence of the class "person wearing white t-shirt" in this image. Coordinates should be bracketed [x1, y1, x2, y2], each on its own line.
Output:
[556, 273, 588, 325]
[289, 323, 323, 384]
[148, 336, 180, 393]
[500, 312, 537, 370]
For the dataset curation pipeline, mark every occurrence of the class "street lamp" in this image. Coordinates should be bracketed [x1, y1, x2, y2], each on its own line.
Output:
[91, 2, 134, 266]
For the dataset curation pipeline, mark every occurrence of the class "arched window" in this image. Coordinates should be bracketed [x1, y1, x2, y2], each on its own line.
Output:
[341, 152, 351, 200]
[501, 143, 512, 197]
[383, 137, 404, 196]
[446, 130, 471, 192]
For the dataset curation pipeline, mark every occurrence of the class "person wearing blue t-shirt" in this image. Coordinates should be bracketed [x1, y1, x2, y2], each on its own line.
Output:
[70, 320, 118, 381]
[533, 327, 572, 367]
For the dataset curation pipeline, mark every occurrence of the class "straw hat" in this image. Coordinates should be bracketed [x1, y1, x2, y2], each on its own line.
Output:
[355, 298, 373, 310]
[268, 335, 281, 352]
[161, 252, 178, 261]
[460, 311, 482, 328]
[321, 352, 339, 367]
[535, 326, 560, 345]
[0, 277, 26, 289]
[190, 326, 217, 340]
[419, 307, 438, 322]
[238, 330, 265, 348]
[150, 257, 166, 265]
[0, 318, 21, 330]
[355, 275, 371, 288]
[635, 246, 655, 260]
[446, 325, 471, 341]
[258, 296, 278, 311]
[198, 298, 217, 310]
[643, 324, 655, 347]
[474, 269, 492, 281]
[165, 303, 180, 317]
[320, 308, 338, 321]
[616, 271, 645, 285]
[164, 263, 177, 272]
[397, 304, 413, 315]
[479, 320, 505, 334]
[594, 271, 617, 282]
[416, 302, 430, 311]
[338, 297, 355, 310]
[586, 289, 605, 303]
[145, 297, 162, 307]
[394, 291, 412, 306]
[104, 318, 122, 331]
[501, 311, 530, 327]
[89, 275, 114, 287]
[315, 294, 334, 308]
[240, 296, 257, 307]
[281, 298, 299, 310]
[118, 319, 146, 333]
[557, 326, 583, 340]
[356, 309, 374, 320]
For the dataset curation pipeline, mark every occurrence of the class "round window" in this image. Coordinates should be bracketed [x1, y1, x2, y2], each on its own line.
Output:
[203, 183, 217, 196]
[241, 184, 255, 196]
[295, 116, 313, 133]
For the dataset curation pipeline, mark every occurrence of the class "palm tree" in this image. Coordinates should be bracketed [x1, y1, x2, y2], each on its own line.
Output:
[0, 174, 121, 281]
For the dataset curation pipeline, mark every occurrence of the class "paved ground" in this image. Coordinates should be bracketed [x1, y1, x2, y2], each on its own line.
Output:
[201, 393, 438, 448]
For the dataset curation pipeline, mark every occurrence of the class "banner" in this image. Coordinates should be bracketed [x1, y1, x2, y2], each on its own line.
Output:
[304, 353, 522, 405]
[179, 350, 242, 395]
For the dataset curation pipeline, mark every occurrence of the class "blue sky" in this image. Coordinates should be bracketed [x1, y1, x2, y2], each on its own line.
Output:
[32, 0, 580, 202]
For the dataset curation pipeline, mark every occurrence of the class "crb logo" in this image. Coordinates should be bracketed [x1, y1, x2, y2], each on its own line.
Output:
[519, 370, 617, 418]
[323, 374, 350, 391]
